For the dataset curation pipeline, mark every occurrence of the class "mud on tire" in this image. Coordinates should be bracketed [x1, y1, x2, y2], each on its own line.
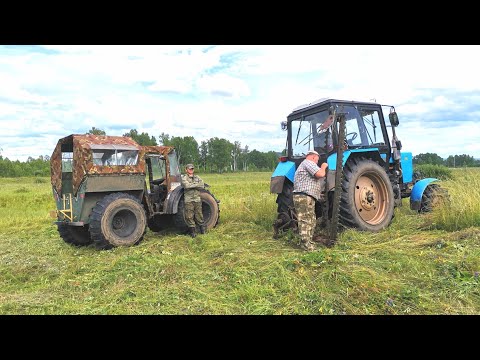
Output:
[89, 193, 147, 250]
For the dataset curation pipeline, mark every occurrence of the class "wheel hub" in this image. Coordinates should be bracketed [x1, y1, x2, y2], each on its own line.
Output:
[359, 186, 376, 211]
[113, 216, 125, 230]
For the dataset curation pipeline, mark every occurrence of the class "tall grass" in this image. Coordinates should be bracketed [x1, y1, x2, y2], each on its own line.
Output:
[0, 171, 479, 314]
[430, 168, 480, 231]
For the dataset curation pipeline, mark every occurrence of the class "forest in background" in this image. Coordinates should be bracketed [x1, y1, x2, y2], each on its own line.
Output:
[0, 127, 478, 178]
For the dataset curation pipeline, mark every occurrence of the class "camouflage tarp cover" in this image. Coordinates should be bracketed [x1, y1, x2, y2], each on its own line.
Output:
[51, 134, 145, 195]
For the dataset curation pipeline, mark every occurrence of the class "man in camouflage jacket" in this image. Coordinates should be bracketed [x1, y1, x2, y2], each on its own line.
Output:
[181, 164, 205, 238]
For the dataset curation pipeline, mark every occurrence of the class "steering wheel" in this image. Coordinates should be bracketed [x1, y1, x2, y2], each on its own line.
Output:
[151, 178, 165, 185]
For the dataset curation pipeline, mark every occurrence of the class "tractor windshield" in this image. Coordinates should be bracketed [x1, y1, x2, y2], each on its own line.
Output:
[291, 109, 332, 157]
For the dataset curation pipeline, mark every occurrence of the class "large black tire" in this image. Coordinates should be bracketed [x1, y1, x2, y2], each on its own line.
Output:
[89, 193, 147, 250]
[276, 179, 294, 214]
[340, 158, 395, 231]
[273, 179, 297, 236]
[57, 223, 93, 246]
[173, 190, 220, 233]
[419, 184, 450, 213]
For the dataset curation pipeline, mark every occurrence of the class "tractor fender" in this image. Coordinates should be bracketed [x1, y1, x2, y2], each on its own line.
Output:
[164, 186, 184, 214]
[327, 149, 383, 170]
[270, 161, 296, 194]
[410, 178, 439, 211]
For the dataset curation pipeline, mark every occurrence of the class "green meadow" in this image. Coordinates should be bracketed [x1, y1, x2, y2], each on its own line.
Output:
[0, 170, 479, 314]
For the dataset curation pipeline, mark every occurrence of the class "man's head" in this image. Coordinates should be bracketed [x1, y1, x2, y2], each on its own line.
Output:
[306, 150, 320, 162]
[185, 164, 195, 173]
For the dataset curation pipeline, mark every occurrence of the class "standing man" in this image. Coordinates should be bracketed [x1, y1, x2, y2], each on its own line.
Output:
[181, 163, 205, 238]
[293, 150, 328, 251]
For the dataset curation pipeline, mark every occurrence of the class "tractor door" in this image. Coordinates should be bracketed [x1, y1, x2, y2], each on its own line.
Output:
[145, 154, 168, 212]
[167, 150, 182, 191]
[343, 104, 391, 162]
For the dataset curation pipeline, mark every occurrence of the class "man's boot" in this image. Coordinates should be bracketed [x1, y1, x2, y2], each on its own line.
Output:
[188, 227, 196, 238]
[199, 225, 206, 234]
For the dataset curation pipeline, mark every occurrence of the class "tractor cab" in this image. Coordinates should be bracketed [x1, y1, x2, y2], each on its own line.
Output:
[287, 99, 393, 167]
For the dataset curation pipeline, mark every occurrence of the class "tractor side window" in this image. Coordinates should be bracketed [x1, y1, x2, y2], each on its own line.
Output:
[359, 109, 386, 147]
[116, 150, 139, 165]
[92, 147, 139, 166]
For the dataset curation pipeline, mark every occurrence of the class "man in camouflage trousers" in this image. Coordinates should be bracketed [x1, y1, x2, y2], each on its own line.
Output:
[181, 163, 205, 238]
[293, 150, 328, 251]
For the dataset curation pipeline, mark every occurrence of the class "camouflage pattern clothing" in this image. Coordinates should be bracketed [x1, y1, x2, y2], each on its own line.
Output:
[181, 174, 204, 203]
[293, 193, 316, 251]
[184, 201, 204, 228]
[181, 174, 205, 228]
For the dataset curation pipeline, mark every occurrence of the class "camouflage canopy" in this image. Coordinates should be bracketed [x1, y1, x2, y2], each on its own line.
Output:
[50, 134, 169, 196]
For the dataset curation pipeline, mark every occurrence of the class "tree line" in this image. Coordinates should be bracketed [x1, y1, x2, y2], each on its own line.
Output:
[0, 128, 280, 177]
[413, 153, 480, 167]
[1, 131, 479, 178]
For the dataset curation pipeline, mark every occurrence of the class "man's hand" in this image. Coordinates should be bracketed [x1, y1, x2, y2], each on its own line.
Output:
[315, 162, 328, 178]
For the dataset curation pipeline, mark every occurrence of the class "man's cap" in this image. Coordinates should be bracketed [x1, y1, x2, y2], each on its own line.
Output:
[306, 150, 319, 156]
[186, 164, 195, 169]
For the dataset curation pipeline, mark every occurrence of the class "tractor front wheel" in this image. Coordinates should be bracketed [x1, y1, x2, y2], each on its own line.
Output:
[419, 184, 450, 213]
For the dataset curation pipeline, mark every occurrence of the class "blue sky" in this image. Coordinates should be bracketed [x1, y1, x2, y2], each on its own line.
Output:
[1, 45, 479, 162]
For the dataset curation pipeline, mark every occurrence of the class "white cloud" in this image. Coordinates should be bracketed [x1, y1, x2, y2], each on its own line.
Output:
[1, 45, 480, 162]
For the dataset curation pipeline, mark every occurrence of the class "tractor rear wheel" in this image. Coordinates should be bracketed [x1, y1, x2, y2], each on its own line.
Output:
[340, 158, 395, 231]
[173, 190, 220, 233]
[89, 193, 147, 250]
[273, 179, 297, 236]
[57, 223, 93, 246]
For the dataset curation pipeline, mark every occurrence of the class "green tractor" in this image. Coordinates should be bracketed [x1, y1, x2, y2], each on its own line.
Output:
[50, 134, 220, 249]
[270, 98, 448, 244]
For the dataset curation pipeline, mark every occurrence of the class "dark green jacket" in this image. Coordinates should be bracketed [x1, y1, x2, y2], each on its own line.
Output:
[181, 174, 204, 202]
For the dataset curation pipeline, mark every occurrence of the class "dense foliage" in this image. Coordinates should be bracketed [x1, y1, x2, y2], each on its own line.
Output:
[1, 127, 478, 178]
[414, 164, 453, 180]
[414, 153, 479, 167]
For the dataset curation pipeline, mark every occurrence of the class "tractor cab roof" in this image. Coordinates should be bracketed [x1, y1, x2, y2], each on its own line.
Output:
[288, 98, 380, 118]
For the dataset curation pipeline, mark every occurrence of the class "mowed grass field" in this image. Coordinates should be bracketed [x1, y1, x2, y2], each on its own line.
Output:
[0, 169, 479, 315]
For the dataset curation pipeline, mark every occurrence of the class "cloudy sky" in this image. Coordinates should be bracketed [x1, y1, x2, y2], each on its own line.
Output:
[1, 45, 479, 162]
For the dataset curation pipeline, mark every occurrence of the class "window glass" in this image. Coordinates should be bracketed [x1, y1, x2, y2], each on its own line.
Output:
[92, 149, 139, 166]
[291, 110, 332, 157]
[359, 109, 386, 146]
[62, 152, 73, 172]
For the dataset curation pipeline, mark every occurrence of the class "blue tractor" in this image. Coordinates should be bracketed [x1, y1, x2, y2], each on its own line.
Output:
[270, 98, 447, 243]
